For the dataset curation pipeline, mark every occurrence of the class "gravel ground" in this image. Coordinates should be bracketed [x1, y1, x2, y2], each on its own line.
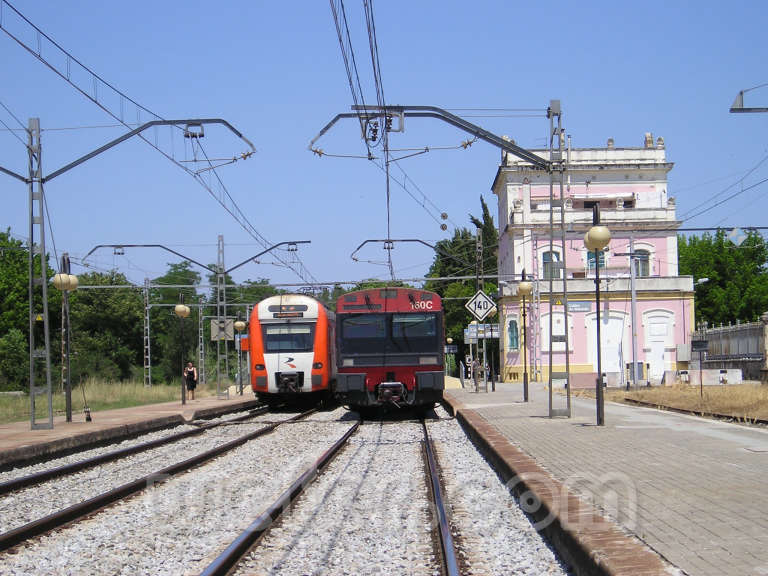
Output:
[428, 405, 570, 575]
[0, 409, 307, 534]
[0, 408, 352, 575]
[235, 419, 439, 576]
[0, 408, 260, 485]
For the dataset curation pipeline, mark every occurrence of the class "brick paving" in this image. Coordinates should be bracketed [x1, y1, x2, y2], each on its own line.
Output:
[446, 379, 768, 576]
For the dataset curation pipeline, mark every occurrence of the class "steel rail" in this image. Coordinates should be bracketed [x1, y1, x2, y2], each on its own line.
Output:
[199, 420, 360, 576]
[0, 409, 315, 552]
[422, 419, 461, 576]
[0, 406, 269, 496]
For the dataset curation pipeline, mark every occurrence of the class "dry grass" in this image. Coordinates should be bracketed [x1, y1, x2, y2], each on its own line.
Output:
[0, 379, 214, 425]
[573, 383, 768, 421]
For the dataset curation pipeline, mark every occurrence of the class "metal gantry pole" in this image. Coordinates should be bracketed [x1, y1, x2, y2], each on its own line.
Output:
[547, 101, 571, 418]
[143, 278, 152, 387]
[216, 235, 229, 399]
[28, 118, 54, 430]
[629, 236, 639, 391]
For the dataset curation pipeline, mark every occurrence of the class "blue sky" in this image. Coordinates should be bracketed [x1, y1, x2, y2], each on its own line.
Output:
[2, 1, 767, 288]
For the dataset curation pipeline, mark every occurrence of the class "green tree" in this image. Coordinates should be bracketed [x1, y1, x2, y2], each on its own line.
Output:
[68, 270, 143, 382]
[425, 196, 499, 367]
[0, 230, 28, 337]
[679, 230, 768, 325]
[151, 262, 202, 383]
[0, 229, 61, 388]
[0, 329, 28, 391]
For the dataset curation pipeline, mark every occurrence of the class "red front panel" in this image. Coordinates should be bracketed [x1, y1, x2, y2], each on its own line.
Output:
[336, 287, 444, 393]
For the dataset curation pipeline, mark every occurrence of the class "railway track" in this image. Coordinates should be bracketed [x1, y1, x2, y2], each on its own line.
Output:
[0, 407, 569, 575]
[0, 406, 270, 496]
[422, 418, 461, 576]
[204, 413, 460, 576]
[0, 408, 312, 552]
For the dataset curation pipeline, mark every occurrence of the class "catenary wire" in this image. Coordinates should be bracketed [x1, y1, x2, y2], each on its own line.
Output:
[1, 1, 317, 285]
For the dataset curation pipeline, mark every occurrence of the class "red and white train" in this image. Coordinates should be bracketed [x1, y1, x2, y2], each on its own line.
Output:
[242, 294, 336, 405]
[334, 287, 445, 410]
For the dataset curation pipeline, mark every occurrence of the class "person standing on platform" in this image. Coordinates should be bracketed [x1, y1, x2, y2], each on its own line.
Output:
[183, 361, 198, 400]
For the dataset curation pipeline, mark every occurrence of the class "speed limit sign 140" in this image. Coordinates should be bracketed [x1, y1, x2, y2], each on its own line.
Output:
[465, 290, 497, 322]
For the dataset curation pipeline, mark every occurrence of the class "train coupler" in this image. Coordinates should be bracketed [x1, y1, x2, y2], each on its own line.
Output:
[378, 382, 406, 407]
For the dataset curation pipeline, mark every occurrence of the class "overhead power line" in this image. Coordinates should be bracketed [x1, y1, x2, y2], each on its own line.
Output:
[0, 0, 318, 285]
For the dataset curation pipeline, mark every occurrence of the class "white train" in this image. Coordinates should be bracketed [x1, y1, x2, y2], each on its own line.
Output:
[242, 294, 336, 405]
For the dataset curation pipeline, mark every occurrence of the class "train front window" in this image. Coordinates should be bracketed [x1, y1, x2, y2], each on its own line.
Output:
[263, 324, 315, 353]
[339, 313, 439, 354]
[391, 313, 438, 353]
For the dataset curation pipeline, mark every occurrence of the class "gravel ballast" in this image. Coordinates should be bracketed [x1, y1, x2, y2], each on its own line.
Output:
[235, 419, 439, 576]
[428, 405, 570, 575]
[0, 409, 352, 575]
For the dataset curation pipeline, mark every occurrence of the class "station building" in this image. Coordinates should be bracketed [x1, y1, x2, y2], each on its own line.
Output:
[494, 133, 695, 386]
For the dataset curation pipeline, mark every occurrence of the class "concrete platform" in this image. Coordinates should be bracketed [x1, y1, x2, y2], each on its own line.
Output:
[445, 377, 768, 576]
[0, 393, 260, 469]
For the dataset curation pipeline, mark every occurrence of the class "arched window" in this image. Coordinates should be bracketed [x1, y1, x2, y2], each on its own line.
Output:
[634, 249, 650, 277]
[543, 251, 561, 279]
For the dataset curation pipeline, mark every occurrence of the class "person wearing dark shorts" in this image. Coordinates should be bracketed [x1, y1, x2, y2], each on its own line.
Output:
[183, 361, 198, 400]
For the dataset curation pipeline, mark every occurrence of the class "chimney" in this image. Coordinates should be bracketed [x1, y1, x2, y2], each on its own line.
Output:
[607, 138, 614, 148]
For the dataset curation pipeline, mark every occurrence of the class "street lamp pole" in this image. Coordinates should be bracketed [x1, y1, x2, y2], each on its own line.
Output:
[518, 270, 533, 402]
[584, 205, 611, 426]
[174, 294, 191, 405]
[52, 260, 78, 422]
[234, 316, 246, 395]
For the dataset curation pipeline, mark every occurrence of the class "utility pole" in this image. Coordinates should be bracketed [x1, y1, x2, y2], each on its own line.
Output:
[27, 118, 53, 429]
[629, 237, 638, 391]
[614, 238, 649, 391]
[547, 102, 571, 418]
[216, 235, 228, 399]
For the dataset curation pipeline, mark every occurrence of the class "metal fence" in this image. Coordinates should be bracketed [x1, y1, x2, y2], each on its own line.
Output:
[695, 319, 766, 380]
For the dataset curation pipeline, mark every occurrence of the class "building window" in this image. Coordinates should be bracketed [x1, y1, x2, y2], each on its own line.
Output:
[543, 251, 561, 279]
[508, 319, 519, 350]
[635, 249, 650, 277]
[587, 249, 606, 270]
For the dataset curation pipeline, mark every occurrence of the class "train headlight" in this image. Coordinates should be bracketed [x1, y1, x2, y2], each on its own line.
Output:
[419, 356, 438, 365]
[312, 362, 323, 369]
[254, 364, 265, 371]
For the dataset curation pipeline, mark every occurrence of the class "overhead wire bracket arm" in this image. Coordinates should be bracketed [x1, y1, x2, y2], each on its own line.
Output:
[82, 244, 216, 273]
[43, 118, 256, 183]
[225, 240, 311, 274]
[0, 164, 28, 183]
[350, 238, 472, 269]
[338, 105, 552, 171]
[730, 83, 768, 113]
[307, 112, 363, 154]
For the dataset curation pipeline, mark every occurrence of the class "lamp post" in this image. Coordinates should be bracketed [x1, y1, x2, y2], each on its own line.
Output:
[445, 337, 454, 376]
[234, 317, 246, 395]
[174, 294, 190, 405]
[518, 270, 533, 402]
[584, 205, 611, 426]
[52, 263, 78, 422]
